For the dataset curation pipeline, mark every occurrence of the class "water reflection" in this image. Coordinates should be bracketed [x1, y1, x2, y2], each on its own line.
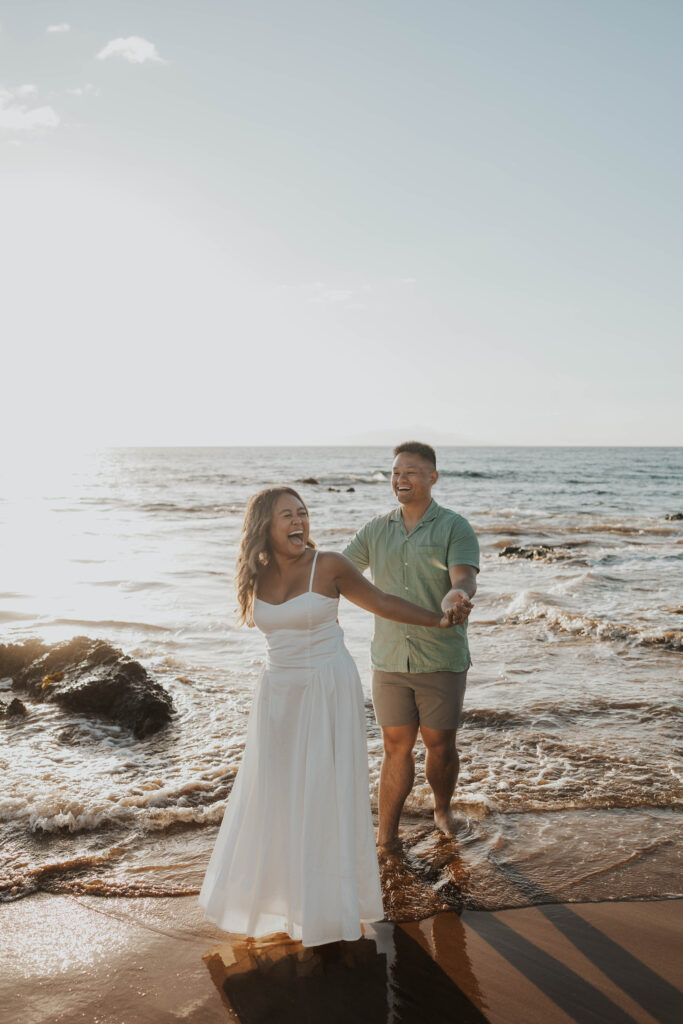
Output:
[203, 919, 488, 1024]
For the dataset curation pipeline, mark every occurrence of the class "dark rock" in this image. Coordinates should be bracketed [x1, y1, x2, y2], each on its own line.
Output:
[0, 637, 175, 738]
[327, 487, 339, 492]
[346, 487, 355, 492]
[301, 477, 319, 485]
[0, 697, 27, 719]
[0, 638, 45, 678]
[664, 512, 683, 521]
[499, 544, 573, 562]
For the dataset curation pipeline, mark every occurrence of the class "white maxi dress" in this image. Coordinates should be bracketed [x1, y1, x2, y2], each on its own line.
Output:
[199, 551, 384, 946]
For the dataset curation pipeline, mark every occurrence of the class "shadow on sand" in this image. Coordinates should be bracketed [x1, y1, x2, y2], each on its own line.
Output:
[203, 918, 488, 1024]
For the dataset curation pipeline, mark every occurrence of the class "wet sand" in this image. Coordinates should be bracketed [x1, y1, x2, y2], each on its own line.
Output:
[1, 894, 681, 1024]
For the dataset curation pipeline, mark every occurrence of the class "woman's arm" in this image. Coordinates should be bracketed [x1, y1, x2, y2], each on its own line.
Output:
[326, 553, 452, 628]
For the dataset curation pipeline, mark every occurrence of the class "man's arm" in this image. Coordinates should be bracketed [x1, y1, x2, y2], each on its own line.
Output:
[342, 524, 370, 573]
[441, 514, 479, 624]
[441, 564, 478, 624]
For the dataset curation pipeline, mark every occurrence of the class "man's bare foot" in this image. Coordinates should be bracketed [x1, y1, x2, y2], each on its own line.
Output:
[433, 809, 468, 836]
[377, 835, 402, 856]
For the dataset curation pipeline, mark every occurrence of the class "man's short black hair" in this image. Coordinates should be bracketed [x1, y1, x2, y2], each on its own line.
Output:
[393, 441, 437, 468]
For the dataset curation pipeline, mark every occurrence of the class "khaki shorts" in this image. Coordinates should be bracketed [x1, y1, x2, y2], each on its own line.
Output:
[372, 669, 468, 730]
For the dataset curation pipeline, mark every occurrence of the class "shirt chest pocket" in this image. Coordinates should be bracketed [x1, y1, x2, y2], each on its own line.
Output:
[415, 545, 449, 578]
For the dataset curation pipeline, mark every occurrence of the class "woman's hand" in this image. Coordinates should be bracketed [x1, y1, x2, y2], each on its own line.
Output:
[441, 588, 473, 625]
[438, 607, 461, 628]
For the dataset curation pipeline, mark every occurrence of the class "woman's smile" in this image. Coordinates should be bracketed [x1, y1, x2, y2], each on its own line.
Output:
[269, 492, 311, 555]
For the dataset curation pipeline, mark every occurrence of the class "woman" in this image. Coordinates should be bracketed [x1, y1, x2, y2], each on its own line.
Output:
[199, 486, 455, 947]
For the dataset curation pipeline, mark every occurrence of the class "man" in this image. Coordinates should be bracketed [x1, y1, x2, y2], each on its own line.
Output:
[343, 441, 479, 848]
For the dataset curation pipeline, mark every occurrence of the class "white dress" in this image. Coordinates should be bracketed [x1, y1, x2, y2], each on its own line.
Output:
[199, 550, 384, 946]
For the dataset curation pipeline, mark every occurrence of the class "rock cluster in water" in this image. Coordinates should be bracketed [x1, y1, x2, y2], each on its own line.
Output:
[0, 697, 27, 719]
[0, 637, 175, 737]
[498, 544, 573, 561]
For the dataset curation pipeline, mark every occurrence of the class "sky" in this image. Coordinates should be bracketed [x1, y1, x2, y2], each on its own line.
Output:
[1, 0, 681, 447]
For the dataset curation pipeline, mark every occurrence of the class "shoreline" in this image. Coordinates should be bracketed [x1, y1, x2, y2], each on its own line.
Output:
[2, 893, 680, 1024]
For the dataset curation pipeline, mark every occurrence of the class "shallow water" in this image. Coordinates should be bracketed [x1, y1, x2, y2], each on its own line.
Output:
[1, 446, 681, 911]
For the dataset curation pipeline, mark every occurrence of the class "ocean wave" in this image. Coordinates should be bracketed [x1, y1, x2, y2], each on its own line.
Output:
[297, 472, 388, 486]
[403, 789, 683, 816]
[0, 840, 200, 901]
[0, 844, 128, 901]
[461, 699, 682, 731]
[137, 502, 243, 518]
[39, 877, 200, 898]
[439, 469, 516, 480]
[564, 522, 678, 536]
[48, 617, 172, 634]
[396, 754, 683, 816]
[502, 599, 683, 651]
[0, 610, 37, 623]
[461, 709, 527, 729]
[475, 526, 541, 536]
[1, 768, 238, 838]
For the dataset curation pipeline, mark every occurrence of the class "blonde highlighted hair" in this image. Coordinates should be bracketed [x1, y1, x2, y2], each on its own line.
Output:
[235, 486, 315, 627]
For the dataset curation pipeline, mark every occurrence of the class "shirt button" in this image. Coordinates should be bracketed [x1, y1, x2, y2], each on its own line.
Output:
[404, 586, 408, 590]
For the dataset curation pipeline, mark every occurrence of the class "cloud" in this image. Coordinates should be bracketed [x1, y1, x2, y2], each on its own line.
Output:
[97, 36, 166, 64]
[0, 86, 60, 132]
[47, 24, 70, 33]
[67, 83, 100, 97]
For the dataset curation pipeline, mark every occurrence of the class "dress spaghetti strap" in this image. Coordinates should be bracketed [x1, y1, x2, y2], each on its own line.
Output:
[308, 549, 320, 593]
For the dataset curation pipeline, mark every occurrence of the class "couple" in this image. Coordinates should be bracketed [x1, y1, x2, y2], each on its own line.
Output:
[199, 442, 479, 947]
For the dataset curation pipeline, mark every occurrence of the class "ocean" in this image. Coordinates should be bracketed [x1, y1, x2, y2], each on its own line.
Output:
[1, 446, 681, 915]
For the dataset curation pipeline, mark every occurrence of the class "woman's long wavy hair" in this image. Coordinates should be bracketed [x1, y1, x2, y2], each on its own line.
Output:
[235, 486, 315, 627]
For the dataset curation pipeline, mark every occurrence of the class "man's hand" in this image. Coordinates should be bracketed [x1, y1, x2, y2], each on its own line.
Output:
[441, 588, 473, 624]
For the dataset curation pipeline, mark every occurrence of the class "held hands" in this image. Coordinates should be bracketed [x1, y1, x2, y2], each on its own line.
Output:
[439, 588, 474, 627]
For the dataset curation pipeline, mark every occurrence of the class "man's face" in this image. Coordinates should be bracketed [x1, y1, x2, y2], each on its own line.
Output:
[391, 452, 438, 506]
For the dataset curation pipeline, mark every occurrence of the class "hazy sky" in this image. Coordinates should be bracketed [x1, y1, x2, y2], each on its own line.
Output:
[1, 1, 681, 446]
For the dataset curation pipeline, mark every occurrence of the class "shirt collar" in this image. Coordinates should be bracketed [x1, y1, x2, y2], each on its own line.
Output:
[390, 498, 439, 525]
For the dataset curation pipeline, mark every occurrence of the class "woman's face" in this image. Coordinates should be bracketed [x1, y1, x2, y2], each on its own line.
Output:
[268, 492, 310, 556]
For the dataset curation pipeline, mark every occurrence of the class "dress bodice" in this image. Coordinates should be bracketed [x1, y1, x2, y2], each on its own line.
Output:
[253, 551, 343, 669]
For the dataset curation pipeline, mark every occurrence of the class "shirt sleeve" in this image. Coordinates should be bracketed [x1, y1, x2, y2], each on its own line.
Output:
[446, 516, 480, 571]
[342, 523, 370, 572]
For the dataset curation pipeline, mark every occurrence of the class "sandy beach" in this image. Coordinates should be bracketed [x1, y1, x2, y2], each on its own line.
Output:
[2, 893, 681, 1024]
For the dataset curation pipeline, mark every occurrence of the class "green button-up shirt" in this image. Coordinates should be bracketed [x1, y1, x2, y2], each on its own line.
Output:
[343, 499, 479, 673]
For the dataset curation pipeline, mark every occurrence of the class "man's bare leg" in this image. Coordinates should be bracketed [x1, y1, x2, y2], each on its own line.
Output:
[420, 725, 463, 834]
[377, 722, 419, 848]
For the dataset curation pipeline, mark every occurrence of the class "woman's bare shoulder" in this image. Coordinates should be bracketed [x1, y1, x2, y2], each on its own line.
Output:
[316, 550, 358, 577]
[316, 550, 347, 565]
